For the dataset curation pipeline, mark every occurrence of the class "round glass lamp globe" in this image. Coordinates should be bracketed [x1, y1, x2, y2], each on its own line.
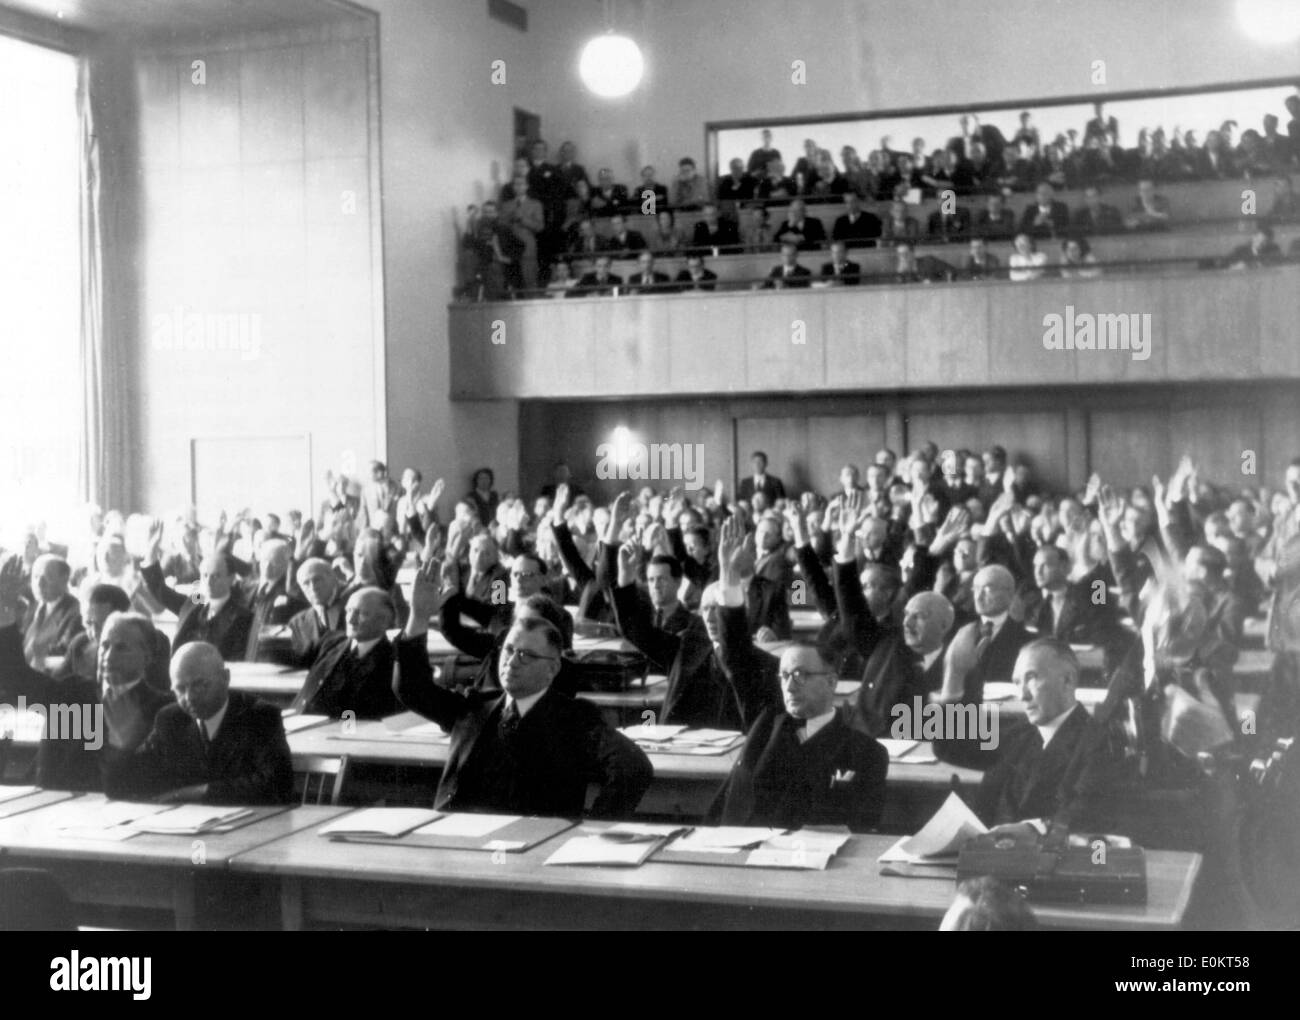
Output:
[579, 34, 644, 98]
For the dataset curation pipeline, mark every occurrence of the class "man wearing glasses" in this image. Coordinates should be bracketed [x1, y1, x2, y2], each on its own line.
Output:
[394, 561, 652, 818]
[714, 639, 889, 833]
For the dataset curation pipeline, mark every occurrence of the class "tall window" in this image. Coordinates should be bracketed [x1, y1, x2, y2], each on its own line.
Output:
[0, 35, 80, 545]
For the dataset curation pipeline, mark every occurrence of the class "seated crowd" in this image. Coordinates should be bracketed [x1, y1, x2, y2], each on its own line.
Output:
[2, 445, 1296, 864]
[458, 95, 1300, 297]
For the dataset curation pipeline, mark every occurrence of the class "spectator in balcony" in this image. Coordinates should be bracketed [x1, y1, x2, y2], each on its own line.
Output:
[976, 192, 1016, 241]
[747, 128, 781, 175]
[589, 168, 630, 217]
[572, 254, 623, 296]
[1236, 129, 1277, 177]
[1073, 185, 1124, 234]
[1126, 178, 1171, 231]
[627, 251, 673, 294]
[925, 146, 978, 197]
[1226, 222, 1282, 270]
[566, 216, 602, 258]
[672, 157, 708, 209]
[1012, 111, 1040, 152]
[963, 236, 1002, 280]
[894, 241, 954, 284]
[1019, 181, 1070, 240]
[717, 158, 755, 208]
[880, 199, 920, 243]
[691, 202, 740, 250]
[810, 149, 850, 200]
[546, 259, 578, 298]
[602, 213, 647, 256]
[927, 200, 972, 242]
[820, 240, 862, 286]
[1269, 176, 1300, 220]
[763, 241, 813, 288]
[563, 178, 593, 230]
[649, 209, 689, 255]
[1078, 133, 1120, 185]
[967, 138, 998, 191]
[841, 146, 878, 199]
[461, 201, 525, 299]
[1040, 144, 1075, 191]
[1083, 101, 1118, 147]
[1196, 130, 1238, 180]
[498, 156, 531, 202]
[866, 149, 894, 200]
[637, 165, 668, 209]
[756, 157, 796, 202]
[832, 192, 882, 248]
[910, 138, 932, 176]
[998, 142, 1039, 192]
[555, 141, 589, 192]
[1008, 233, 1048, 282]
[1261, 114, 1293, 169]
[675, 253, 718, 292]
[740, 202, 773, 248]
[468, 469, 500, 529]
[791, 137, 821, 182]
[1057, 236, 1102, 280]
[774, 198, 827, 250]
[500, 174, 545, 291]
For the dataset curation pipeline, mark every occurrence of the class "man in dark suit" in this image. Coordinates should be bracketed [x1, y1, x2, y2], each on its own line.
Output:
[717, 158, 756, 207]
[715, 639, 889, 832]
[773, 199, 826, 250]
[831, 192, 882, 248]
[1073, 185, 1124, 234]
[106, 641, 293, 806]
[963, 236, 1002, 280]
[1019, 182, 1071, 239]
[290, 587, 400, 719]
[141, 521, 253, 662]
[572, 254, 623, 296]
[241, 537, 308, 662]
[764, 242, 813, 288]
[737, 451, 787, 505]
[626, 251, 672, 294]
[936, 564, 1032, 705]
[288, 558, 347, 664]
[1017, 544, 1118, 648]
[22, 554, 83, 668]
[927, 204, 973, 241]
[394, 565, 652, 818]
[968, 638, 1121, 832]
[975, 192, 1016, 240]
[746, 129, 781, 175]
[820, 240, 862, 285]
[589, 168, 630, 217]
[601, 213, 647, 255]
[674, 254, 718, 292]
[691, 203, 740, 249]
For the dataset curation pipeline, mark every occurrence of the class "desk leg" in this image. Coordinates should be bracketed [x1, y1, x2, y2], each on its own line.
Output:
[172, 875, 197, 931]
[281, 877, 304, 931]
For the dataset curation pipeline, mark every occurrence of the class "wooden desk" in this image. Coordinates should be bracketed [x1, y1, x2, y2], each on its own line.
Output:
[0, 787, 75, 820]
[0, 795, 348, 929]
[228, 662, 308, 701]
[228, 815, 1201, 930]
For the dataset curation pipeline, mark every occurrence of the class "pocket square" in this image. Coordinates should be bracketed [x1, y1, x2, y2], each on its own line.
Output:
[830, 769, 856, 786]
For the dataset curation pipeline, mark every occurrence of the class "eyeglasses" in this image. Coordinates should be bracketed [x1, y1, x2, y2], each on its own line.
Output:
[501, 644, 558, 666]
[778, 669, 831, 686]
[510, 571, 540, 581]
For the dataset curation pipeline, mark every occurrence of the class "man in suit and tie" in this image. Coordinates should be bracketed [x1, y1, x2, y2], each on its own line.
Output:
[975, 192, 1017, 241]
[764, 242, 813, 288]
[106, 641, 293, 806]
[291, 586, 400, 719]
[820, 240, 862, 285]
[691, 202, 741, 250]
[288, 558, 347, 664]
[928, 203, 973, 242]
[241, 537, 308, 662]
[1019, 181, 1071, 240]
[715, 639, 889, 832]
[674, 253, 718, 292]
[394, 563, 652, 818]
[1017, 544, 1117, 648]
[626, 251, 672, 294]
[747, 129, 781, 175]
[774, 198, 826, 251]
[601, 213, 647, 255]
[831, 192, 882, 248]
[936, 564, 1032, 705]
[738, 451, 787, 505]
[572, 254, 623, 296]
[22, 554, 84, 669]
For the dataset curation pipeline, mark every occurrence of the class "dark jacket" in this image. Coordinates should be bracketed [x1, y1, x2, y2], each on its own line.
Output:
[292, 632, 400, 719]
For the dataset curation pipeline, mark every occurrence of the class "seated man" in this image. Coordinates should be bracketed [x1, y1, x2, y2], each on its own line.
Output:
[969, 638, 1121, 832]
[774, 198, 827, 250]
[936, 564, 1032, 704]
[714, 639, 889, 833]
[394, 563, 652, 818]
[290, 586, 401, 719]
[851, 592, 955, 737]
[572, 254, 623, 296]
[23, 553, 84, 669]
[820, 240, 862, 285]
[626, 251, 672, 294]
[242, 537, 308, 662]
[674, 253, 718, 292]
[288, 558, 347, 664]
[831, 192, 882, 248]
[141, 520, 254, 662]
[762, 242, 813, 288]
[54, 583, 169, 691]
[691, 202, 740, 249]
[106, 642, 293, 806]
[601, 213, 647, 254]
[1017, 544, 1121, 654]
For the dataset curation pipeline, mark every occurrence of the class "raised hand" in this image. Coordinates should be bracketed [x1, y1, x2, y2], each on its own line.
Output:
[428, 478, 445, 506]
[1083, 472, 1102, 506]
[0, 554, 25, 623]
[714, 479, 726, 507]
[661, 487, 685, 528]
[505, 500, 528, 532]
[783, 504, 809, 548]
[406, 557, 445, 636]
[617, 540, 641, 588]
[606, 491, 634, 544]
[143, 517, 166, 566]
[1097, 483, 1126, 531]
[931, 507, 970, 554]
[295, 519, 316, 560]
[551, 483, 571, 526]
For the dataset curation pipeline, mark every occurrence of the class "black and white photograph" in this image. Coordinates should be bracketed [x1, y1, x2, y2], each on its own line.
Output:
[0, 0, 1298, 951]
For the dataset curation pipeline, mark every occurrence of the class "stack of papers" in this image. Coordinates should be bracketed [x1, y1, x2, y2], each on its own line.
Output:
[620, 727, 743, 755]
[411, 814, 519, 839]
[282, 714, 330, 734]
[58, 802, 171, 842]
[320, 808, 443, 838]
[128, 805, 255, 835]
[544, 823, 688, 867]
[878, 792, 987, 867]
[660, 826, 849, 870]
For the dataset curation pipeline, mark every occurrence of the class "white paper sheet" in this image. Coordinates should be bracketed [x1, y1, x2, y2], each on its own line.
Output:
[412, 813, 519, 838]
[320, 808, 442, 837]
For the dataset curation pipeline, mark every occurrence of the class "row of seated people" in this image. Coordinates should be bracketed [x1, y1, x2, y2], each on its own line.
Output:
[2, 445, 1295, 854]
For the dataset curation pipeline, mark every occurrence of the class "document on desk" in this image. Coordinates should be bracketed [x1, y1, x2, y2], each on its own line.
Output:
[879, 791, 987, 866]
[320, 808, 443, 838]
[619, 724, 687, 742]
[128, 804, 255, 835]
[413, 813, 519, 838]
[658, 826, 846, 869]
[625, 727, 743, 754]
[58, 802, 171, 841]
[543, 824, 686, 867]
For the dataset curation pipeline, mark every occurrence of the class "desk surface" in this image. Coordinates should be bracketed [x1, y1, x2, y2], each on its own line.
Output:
[228, 814, 1200, 930]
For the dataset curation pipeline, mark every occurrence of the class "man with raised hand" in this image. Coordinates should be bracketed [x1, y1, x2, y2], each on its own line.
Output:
[393, 561, 651, 818]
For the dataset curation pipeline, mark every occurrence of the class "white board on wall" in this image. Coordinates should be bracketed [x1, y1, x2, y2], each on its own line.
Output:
[190, 434, 312, 524]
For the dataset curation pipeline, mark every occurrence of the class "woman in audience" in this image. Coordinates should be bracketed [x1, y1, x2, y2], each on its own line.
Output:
[649, 209, 688, 255]
[546, 259, 578, 297]
[1058, 236, 1102, 279]
[467, 468, 500, 527]
[1008, 232, 1048, 281]
[880, 199, 919, 243]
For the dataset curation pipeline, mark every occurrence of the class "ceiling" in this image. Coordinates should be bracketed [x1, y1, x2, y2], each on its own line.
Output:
[0, 0, 369, 39]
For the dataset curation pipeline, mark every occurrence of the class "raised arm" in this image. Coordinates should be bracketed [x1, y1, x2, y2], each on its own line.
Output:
[394, 561, 475, 730]
[139, 518, 190, 615]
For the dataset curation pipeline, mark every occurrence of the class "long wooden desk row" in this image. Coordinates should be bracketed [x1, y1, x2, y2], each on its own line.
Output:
[0, 789, 1201, 930]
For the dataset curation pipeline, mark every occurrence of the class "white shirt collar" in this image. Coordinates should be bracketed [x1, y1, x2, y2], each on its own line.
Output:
[102, 678, 142, 700]
[352, 636, 383, 659]
[206, 594, 230, 617]
[979, 611, 1008, 636]
[507, 688, 547, 719]
[1036, 703, 1077, 748]
[797, 708, 837, 742]
[202, 699, 230, 742]
[921, 647, 943, 671]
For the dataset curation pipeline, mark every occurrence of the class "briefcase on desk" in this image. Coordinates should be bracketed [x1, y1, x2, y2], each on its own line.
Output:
[565, 649, 648, 693]
[957, 830, 1148, 905]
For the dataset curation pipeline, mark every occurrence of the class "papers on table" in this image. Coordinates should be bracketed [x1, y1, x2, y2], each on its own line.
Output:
[675, 826, 785, 850]
[619, 724, 686, 742]
[982, 682, 1018, 702]
[128, 804, 255, 835]
[0, 785, 40, 805]
[659, 826, 848, 870]
[878, 792, 987, 867]
[412, 813, 519, 838]
[321, 712, 450, 743]
[544, 823, 689, 867]
[57, 802, 171, 842]
[282, 714, 330, 734]
[619, 726, 743, 755]
[320, 808, 442, 838]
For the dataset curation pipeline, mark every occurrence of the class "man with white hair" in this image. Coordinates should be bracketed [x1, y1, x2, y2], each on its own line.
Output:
[936, 563, 1032, 705]
[241, 536, 308, 661]
[288, 557, 347, 663]
[22, 553, 83, 668]
[851, 591, 956, 737]
[290, 586, 401, 719]
[107, 641, 293, 805]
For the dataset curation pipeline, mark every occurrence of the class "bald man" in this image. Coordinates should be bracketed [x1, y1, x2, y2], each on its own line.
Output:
[289, 586, 400, 719]
[241, 537, 308, 661]
[106, 642, 293, 805]
[141, 521, 254, 662]
[287, 558, 347, 663]
[23, 553, 84, 668]
[936, 564, 1032, 705]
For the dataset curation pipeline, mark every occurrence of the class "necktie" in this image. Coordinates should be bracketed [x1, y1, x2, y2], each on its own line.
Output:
[976, 620, 994, 658]
[36, 604, 47, 628]
[499, 701, 521, 741]
[197, 721, 211, 757]
[653, 608, 664, 630]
